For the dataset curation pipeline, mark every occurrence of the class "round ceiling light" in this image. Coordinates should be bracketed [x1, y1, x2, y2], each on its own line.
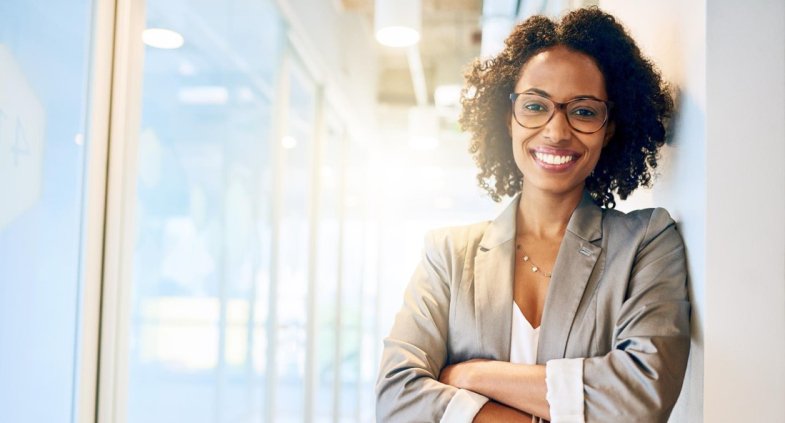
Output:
[376, 26, 421, 47]
[375, 0, 421, 48]
[142, 28, 184, 49]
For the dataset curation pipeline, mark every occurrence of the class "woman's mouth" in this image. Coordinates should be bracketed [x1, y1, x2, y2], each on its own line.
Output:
[530, 148, 581, 171]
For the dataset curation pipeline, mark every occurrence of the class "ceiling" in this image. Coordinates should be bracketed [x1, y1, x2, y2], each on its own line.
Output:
[337, 0, 485, 106]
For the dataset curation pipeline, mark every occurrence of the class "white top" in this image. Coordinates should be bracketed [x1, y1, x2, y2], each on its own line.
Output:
[510, 303, 540, 365]
[440, 303, 586, 423]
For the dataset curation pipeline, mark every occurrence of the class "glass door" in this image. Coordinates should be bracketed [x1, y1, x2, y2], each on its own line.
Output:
[124, 0, 284, 421]
[0, 0, 97, 421]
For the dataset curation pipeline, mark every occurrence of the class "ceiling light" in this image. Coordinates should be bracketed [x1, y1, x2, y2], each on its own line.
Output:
[143, 28, 184, 49]
[281, 136, 297, 149]
[177, 86, 228, 105]
[375, 0, 421, 47]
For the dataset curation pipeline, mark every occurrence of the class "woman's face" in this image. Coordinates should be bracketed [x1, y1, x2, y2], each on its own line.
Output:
[510, 45, 613, 198]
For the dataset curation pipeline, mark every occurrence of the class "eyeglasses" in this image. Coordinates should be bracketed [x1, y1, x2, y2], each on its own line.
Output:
[509, 92, 612, 134]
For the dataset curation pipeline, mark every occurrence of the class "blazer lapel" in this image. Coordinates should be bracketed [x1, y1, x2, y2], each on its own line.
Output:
[473, 193, 519, 361]
[537, 191, 604, 362]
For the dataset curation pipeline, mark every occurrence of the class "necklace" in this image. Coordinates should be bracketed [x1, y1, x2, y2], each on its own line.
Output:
[516, 244, 552, 278]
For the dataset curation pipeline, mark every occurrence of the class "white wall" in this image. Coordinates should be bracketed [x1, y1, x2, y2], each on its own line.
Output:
[599, 1, 706, 421]
[704, 1, 785, 421]
[603, 0, 785, 421]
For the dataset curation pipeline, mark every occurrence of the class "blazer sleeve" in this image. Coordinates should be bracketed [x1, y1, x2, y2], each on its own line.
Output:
[375, 230, 460, 422]
[582, 208, 691, 422]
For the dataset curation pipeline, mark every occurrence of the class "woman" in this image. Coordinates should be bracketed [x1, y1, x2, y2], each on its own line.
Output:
[375, 7, 690, 423]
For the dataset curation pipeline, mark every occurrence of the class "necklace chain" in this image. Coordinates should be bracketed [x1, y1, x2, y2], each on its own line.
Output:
[516, 244, 552, 278]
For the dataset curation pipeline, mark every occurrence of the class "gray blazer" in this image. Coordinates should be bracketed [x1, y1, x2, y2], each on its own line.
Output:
[376, 192, 690, 422]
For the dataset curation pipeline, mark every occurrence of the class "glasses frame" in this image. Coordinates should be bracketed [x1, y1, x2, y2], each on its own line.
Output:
[509, 92, 613, 134]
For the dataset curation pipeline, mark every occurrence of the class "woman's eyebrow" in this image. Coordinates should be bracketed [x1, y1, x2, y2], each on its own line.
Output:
[523, 87, 605, 101]
[523, 88, 551, 97]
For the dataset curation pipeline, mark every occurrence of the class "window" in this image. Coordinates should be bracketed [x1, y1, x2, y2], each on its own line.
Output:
[272, 56, 316, 423]
[0, 0, 96, 421]
[126, 0, 283, 421]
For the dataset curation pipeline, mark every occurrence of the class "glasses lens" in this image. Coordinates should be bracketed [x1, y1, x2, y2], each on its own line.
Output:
[513, 94, 552, 128]
[513, 94, 609, 133]
[566, 99, 607, 133]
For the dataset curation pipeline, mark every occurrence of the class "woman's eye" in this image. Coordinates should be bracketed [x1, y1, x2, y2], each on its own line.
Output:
[571, 107, 597, 117]
[523, 102, 548, 113]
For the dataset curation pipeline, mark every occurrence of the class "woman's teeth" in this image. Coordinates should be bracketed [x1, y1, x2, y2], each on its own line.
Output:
[534, 152, 575, 165]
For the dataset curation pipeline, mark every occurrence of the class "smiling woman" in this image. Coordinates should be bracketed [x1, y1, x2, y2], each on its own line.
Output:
[376, 7, 688, 423]
[509, 46, 613, 203]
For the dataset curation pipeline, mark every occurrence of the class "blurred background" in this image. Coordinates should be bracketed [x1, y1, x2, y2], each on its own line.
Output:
[1, 0, 784, 422]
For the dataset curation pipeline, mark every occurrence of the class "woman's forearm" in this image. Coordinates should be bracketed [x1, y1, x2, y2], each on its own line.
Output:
[442, 360, 551, 420]
[473, 401, 533, 422]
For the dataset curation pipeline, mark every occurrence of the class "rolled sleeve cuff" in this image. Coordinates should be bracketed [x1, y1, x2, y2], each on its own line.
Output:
[546, 358, 585, 423]
[440, 388, 489, 423]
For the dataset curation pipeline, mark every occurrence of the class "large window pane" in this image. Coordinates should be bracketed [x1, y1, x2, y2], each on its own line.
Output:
[274, 57, 316, 423]
[0, 1, 95, 421]
[313, 117, 344, 423]
[338, 142, 368, 423]
[127, 0, 283, 421]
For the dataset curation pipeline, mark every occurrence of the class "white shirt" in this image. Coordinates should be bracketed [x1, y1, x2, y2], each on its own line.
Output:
[440, 304, 585, 422]
[510, 303, 540, 365]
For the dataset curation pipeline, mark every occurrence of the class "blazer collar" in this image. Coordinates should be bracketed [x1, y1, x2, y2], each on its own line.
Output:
[474, 189, 604, 361]
[477, 193, 519, 251]
[478, 190, 603, 251]
[539, 191, 604, 361]
[565, 190, 603, 242]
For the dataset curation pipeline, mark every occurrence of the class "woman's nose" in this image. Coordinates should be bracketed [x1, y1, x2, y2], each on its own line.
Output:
[542, 108, 572, 143]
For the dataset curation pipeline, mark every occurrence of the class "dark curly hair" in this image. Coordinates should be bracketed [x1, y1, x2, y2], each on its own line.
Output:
[460, 7, 673, 208]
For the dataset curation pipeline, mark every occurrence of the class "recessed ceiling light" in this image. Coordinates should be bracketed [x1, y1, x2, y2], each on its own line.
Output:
[376, 27, 421, 48]
[143, 28, 184, 49]
[281, 136, 297, 149]
[375, 0, 421, 48]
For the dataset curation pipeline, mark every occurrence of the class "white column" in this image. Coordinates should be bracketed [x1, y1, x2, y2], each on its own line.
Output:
[705, 1, 785, 421]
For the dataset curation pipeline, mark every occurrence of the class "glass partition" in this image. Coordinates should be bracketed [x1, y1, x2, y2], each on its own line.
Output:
[127, 0, 283, 421]
[0, 0, 95, 421]
[273, 57, 316, 423]
[313, 116, 345, 423]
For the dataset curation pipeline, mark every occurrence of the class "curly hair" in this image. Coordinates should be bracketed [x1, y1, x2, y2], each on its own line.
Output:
[460, 7, 673, 208]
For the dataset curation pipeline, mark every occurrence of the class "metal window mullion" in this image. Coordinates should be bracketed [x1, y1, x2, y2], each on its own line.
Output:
[75, 0, 118, 420]
[354, 155, 369, 423]
[215, 110, 231, 423]
[362, 155, 382, 422]
[331, 126, 349, 423]
[304, 83, 326, 423]
[265, 43, 290, 423]
[372, 203, 384, 421]
[244, 104, 265, 422]
[97, 0, 145, 423]
[95, 0, 147, 421]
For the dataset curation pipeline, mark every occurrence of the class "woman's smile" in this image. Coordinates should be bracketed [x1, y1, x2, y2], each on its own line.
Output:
[529, 146, 582, 172]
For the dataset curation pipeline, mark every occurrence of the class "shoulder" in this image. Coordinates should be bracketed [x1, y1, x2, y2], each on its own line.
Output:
[424, 219, 490, 254]
[421, 220, 490, 270]
[603, 206, 683, 256]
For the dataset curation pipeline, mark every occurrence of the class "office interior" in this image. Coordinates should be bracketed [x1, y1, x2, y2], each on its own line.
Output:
[0, 0, 783, 422]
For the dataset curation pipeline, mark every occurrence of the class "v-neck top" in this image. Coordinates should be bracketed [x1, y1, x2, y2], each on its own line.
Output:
[510, 303, 540, 365]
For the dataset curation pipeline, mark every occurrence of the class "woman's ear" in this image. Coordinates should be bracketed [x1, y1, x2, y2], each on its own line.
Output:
[603, 121, 615, 147]
[506, 110, 513, 137]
